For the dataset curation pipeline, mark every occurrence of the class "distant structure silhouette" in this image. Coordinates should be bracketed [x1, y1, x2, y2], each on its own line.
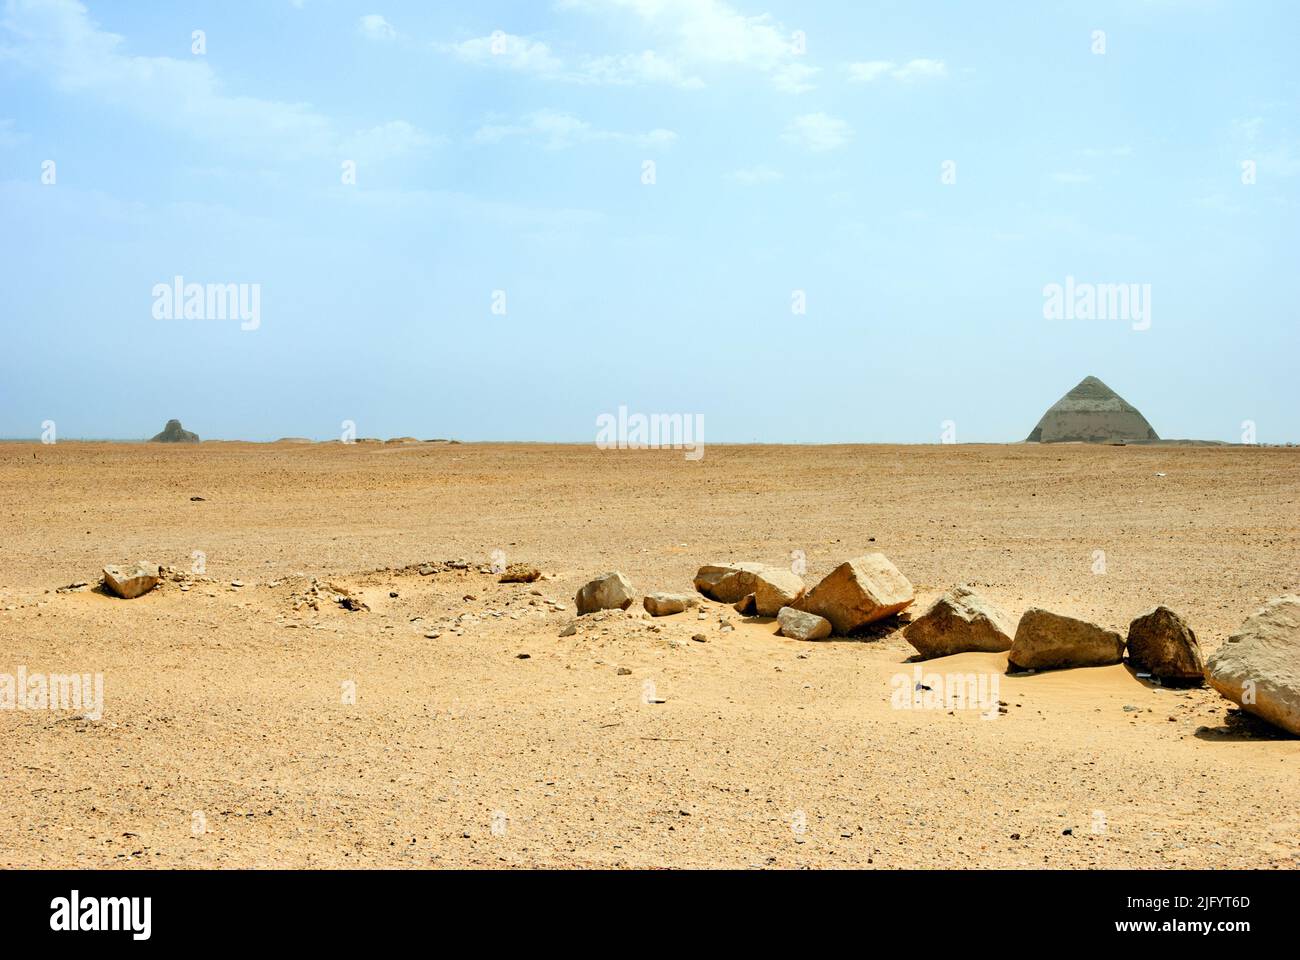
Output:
[1026, 376, 1158, 443]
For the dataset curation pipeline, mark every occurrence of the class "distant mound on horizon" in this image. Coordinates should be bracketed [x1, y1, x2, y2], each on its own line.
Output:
[1027, 376, 1158, 444]
[150, 419, 199, 443]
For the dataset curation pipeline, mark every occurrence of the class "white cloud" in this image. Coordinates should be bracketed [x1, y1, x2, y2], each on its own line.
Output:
[1231, 115, 1299, 177]
[441, 32, 703, 88]
[846, 60, 893, 83]
[892, 58, 946, 81]
[0, 118, 29, 146]
[444, 3, 826, 91]
[339, 185, 605, 231]
[1, 0, 431, 161]
[564, 0, 792, 68]
[358, 15, 396, 42]
[342, 120, 439, 163]
[848, 58, 947, 83]
[782, 113, 849, 152]
[442, 32, 564, 74]
[555, 0, 809, 88]
[473, 110, 676, 150]
[771, 62, 818, 94]
[578, 50, 703, 89]
[1192, 193, 1242, 215]
[727, 165, 782, 185]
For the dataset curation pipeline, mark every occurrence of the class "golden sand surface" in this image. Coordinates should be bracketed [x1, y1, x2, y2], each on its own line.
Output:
[0, 441, 1296, 867]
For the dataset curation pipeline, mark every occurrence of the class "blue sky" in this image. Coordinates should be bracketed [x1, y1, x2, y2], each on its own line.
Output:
[1, 0, 1296, 442]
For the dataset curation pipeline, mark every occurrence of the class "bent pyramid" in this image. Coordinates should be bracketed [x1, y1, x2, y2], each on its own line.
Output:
[1026, 376, 1158, 443]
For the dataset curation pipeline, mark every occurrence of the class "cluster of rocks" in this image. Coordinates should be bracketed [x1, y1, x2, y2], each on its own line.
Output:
[399, 558, 542, 582]
[289, 578, 368, 613]
[901, 586, 1207, 683]
[572, 552, 916, 640]
[424, 588, 569, 639]
[100, 562, 219, 599]
[570, 559, 1300, 738]
[81, 548, 1300, 739]
[401, 558, 475, 577]
[904, 584, 1300, 736]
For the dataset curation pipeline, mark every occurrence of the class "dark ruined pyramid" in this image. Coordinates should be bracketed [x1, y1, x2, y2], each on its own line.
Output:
[1026, 376, 1158, 443]
[150, 419, 199, 443]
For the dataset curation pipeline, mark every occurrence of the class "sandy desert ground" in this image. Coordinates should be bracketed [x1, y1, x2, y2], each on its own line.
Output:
[0, 441, 1296, 869]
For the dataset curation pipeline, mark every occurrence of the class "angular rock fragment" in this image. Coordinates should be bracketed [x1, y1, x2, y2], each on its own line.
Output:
[1126, 606, 1205, 684]
[575, 572, 635, 615]
[643, 592, 698, 617]
[777, 606, 833, 641]
[1007, 608, 1124, 672]
[903, 585, 1015, 659]
[499, 564, 541, 584]
[750, 568, 806, 616]
[692, 562, 768, 603]
[1205, 595, 1300, 735]
[797, 554, 913, 635]
[102, 562, 161, 599]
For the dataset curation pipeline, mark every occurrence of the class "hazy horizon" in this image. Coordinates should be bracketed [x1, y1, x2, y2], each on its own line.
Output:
[2, 0, 1297, 444]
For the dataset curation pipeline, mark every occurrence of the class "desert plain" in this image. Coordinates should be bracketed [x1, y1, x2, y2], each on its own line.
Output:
[0, 440, 1296, 869]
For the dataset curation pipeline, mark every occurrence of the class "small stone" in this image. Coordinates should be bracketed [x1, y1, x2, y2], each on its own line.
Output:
[102, 562, 161, 600]
[499, 564, 541, 584]
[617, 667, 632, 675]
[575, 572, 635, 615]
[692, 562, 768, 602]
[776, 606, 833, 641]
[643, 592, 698, 617]
[691, 633, 708, 643]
